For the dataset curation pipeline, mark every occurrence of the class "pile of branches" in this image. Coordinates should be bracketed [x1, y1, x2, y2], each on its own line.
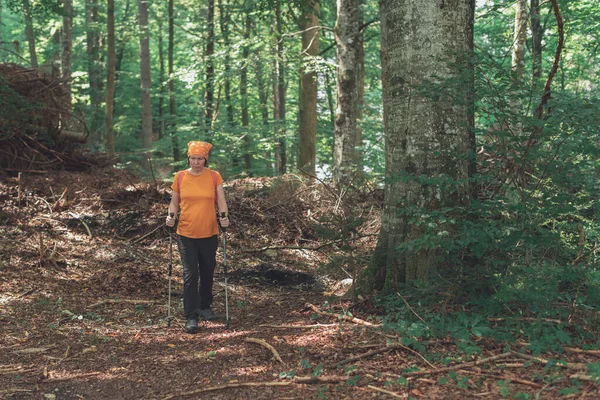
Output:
[0, 63, 89, 172]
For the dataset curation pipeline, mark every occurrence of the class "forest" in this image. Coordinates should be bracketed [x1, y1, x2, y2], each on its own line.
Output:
[1, 0, 599, 398]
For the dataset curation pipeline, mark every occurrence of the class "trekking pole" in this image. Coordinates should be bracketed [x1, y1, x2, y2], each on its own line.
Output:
[167, 212, 174, 328]
[219, 212, 230, 329]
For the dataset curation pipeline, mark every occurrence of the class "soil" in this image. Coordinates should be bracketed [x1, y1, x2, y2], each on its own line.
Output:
[1, 166, 598, 400]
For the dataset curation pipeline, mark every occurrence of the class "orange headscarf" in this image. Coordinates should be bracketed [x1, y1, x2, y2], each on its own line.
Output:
[187, 141, 213, 159]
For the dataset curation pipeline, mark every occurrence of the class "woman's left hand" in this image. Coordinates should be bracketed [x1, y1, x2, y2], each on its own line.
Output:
[220, 215, 230, 228]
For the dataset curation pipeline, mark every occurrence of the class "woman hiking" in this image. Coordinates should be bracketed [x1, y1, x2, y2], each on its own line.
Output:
[166, 141, 230, 333]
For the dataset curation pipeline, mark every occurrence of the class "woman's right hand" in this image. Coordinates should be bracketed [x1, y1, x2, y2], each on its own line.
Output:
[166, 213, 176, 227]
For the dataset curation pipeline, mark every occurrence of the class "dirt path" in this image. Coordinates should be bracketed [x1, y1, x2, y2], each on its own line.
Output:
[1, 168, 599, 399]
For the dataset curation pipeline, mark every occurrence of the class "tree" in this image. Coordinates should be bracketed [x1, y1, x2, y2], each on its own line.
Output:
[333, 0, 360, 187]
[204, 0, 215, 136]
[167, 0, 179, 161]
[61, 0, 73, 130]
[240, 7, 252, 172]
[530, 0, 543, 87]
[22, 0, 37, 67]
[106, 0, 116, 154]
[361, 0, 475, 293]
[86, 0, 103, 146]
[138, 0, 152, 169]
[273, 0, 286, 175]
[298, 0, 320, 176]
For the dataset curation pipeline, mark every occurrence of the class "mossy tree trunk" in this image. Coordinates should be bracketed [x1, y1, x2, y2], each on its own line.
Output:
[360, 0, 475, 294]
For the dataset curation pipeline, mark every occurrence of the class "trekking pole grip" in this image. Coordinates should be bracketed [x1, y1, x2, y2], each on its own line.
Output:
[219, 212, 227, 233]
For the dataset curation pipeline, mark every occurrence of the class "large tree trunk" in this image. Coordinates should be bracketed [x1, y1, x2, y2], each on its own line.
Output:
[333, 0, 360, 187]
[23, 0, 38, 68]
[86, 0, 104, 147]
[298, 0, 320, 176]
[138, 0, 153, 170]
[168, 0, 180, 161]
[362, 0, 475, 293]
[273, 0, 286, 175]
[105, 0, 116, 154]
[219, 0, 234, 127]
[61, 0, 73, 131]
[204, 0, 215, 136]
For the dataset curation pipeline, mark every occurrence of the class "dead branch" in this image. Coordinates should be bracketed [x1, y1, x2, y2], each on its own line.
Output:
[402, 352, 513, 377]
[245, 234, 377, 253]
[489, 317, 562, 324]
[163, 375, 349, 399]
[259, 323, 337, 329]
[509, 351, 587, 371]
[458, 369, 543, 388]
[563, 347, 600, 357]
[367, 385, 405, 398]
[42, 371, 102, 382]
[245, 337, 283, 363]
[88, 299, 155, 308]
[306, 303, 381, 327]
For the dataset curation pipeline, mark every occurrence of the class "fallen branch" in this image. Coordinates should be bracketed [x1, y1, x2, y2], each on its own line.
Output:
[132, 224, 162, 243]
[489, 317, 562, 324]
[458, 369, 542, 388]
[402, 352, 513, 377]
[42, 371, 102, 382]
[569, 373, 599, 382]
[367, 385, 405, 399]
[88, 299, 155, 308]
[245, 338, 283, 363]
[563, 347, 600, 357]
[0, 388, 33, 396]
[306, 303, 381, 327]
[509, 351, 587, 371]
[337, 342, 434, 369]
[163, 375, 349, 399]
[260, 323, 337, 329]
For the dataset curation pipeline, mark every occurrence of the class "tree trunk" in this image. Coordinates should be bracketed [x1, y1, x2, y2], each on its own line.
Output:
[105, 0, 116, 154]
[61, 0, 73, 131]
[219, 0, 234, 127]
[254, 50, 272, 173]
[168, 0, 180, 161]
[333, 0, 360, 187]
[23, 0, 38, 68]
[240, 9, 252, 173]
[298, 0, 320, 176]
[86, 0, 104, 147]
[157, 16, 165, 139]
[361, 0, 475, 293]
[138, 0, 153, 170]
[509, 0, 527, 136]
[531, 0, 543, 88]
[204, 0, 215, 136]
[274, 0, 286, 175]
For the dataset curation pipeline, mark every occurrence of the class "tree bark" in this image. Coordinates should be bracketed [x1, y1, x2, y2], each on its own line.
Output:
[86, 0, 104, 147]
[333, 0, 360, 187]
[138, 0, 153, 170]
[298, 0, 320, 176]
[157, 16, 165, 139]
[204, 0, 215, 136]
[240, 8, 252, 172]
[531, 0, 543, 88]
[105, 0, 116, 154]
[362, 0, 475, 292]
[273, 0, 286, 175]
[23, 0, 38, 68]
[168, 0, 180, 161]
[61, 0, 73, 131]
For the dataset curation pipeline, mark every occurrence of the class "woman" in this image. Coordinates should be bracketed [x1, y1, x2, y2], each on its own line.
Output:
[166, 141, 230, 333]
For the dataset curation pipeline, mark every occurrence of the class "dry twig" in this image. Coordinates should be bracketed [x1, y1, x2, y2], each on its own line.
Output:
[402, 352, 513, 377]
[88, 299, 155, 308]
[367, 385, 405, 398]
[163, 375, 349, 399]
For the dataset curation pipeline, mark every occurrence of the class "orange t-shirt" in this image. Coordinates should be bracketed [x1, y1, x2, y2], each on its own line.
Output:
[171, 169, 224, 238]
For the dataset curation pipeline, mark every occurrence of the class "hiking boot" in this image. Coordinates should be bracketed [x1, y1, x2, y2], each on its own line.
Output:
[199, 308, 216, 321]
[185, 318, 198, 333]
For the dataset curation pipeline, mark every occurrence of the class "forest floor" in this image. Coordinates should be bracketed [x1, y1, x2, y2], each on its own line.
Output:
[1, 163, 599, 399]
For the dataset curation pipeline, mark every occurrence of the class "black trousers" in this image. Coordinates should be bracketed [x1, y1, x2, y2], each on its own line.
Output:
[176, 234, 218, 319]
